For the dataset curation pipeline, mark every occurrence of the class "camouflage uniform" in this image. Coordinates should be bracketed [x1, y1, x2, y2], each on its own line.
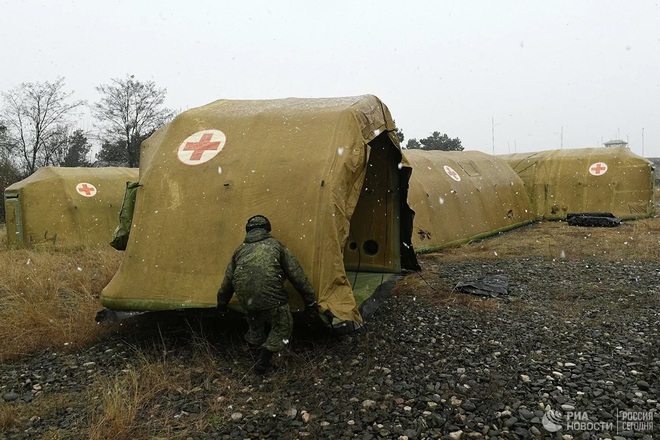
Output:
[217, 216, 317, 371]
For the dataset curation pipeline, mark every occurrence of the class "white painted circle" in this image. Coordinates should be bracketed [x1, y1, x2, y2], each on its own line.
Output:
[444, 165, 461, 182]
[76, 182, 97, 197]
[177, 129, 227, 165]
[588, 162, 608, 176]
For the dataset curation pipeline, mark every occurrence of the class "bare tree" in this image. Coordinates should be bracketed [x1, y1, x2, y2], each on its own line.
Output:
[0, 122, 9, 160]
[93, 75, 175, 167]
[0, 78, 84, 174]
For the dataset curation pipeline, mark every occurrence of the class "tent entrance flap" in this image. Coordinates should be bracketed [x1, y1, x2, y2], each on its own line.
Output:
[4, 195, 22, 248]
[343, 133, 401, 273]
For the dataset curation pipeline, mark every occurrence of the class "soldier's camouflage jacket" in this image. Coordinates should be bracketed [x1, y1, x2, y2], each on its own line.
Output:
[217, 228, 316, 311]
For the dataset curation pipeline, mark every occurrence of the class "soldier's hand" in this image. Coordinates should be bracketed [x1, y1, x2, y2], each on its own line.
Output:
[304, 302, 319, 321]
[217, 303, 229, 316]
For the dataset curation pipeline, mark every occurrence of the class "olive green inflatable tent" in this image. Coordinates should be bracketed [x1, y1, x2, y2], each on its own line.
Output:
[4, 167, 139, 249]
[100, 95, 418, 325]
[405, 150, 535, 253]
[500, 147, 655, 220]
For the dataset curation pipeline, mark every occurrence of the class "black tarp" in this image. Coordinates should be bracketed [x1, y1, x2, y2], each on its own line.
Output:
[566, 212, 621, 227]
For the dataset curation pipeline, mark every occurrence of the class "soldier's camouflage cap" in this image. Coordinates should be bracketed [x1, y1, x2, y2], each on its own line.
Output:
[245, 215, 272, 232]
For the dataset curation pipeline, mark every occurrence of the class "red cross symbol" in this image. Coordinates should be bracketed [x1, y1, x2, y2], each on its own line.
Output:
[76, 182, 97, 197]
[178, 130, 227, 165]
[444, 165, 462, 182]
[589, 162, 608, 176]
[183, 133, 221, 161]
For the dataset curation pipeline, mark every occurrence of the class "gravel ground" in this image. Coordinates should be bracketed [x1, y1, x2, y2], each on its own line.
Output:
[1, 255, 659, 439]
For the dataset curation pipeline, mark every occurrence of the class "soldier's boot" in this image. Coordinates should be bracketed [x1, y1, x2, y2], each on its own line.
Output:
[254, 349, 274, 375]
[247, 343, 261, 358]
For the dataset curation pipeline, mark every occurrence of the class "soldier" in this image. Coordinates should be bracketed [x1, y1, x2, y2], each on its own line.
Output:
[216, 215, 319, 374]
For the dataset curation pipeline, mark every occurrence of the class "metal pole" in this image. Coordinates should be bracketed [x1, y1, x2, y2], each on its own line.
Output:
[491, 116, 495, 155]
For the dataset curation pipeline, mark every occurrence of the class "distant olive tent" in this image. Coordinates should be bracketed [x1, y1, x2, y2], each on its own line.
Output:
[405, 150, 535, 253]
[500, 147, 655, 220]
[100, 95, 418, 325]
[4, 167, 139, 249]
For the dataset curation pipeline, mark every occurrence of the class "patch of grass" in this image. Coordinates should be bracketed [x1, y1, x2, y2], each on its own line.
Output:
[438, 216, 660, 261]
[392, 271, 502, 311]
[0, 404, 19, 431]
[87, 337, 239, 439]
[87, 367, 142, 440]
[0, 245, 122, 361]
[0, 392, 88, 437]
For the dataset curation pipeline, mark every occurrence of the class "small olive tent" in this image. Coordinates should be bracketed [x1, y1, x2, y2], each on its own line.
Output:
[100, 95, 418, 325]
[4, 167, 139, 249]
[405, 150, 535, 252]
[500, 147, 655, 220]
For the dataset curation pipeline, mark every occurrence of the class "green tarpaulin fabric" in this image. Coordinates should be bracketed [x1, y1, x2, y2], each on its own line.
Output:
[405, 150, 535, 252]
[101, 95, 418, 324]
[500, 147, 655, 220]
[110, 181, 141, 250]
[4, 167, 139, 249]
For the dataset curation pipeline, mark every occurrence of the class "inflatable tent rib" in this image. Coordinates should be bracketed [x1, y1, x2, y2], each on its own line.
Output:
[500, 147, 655, 220]
[4, 167, 139, 249]
[100, 95, 418, 324]
[405, 150, 535, 253]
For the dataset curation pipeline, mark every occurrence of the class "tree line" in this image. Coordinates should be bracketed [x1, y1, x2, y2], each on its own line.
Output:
[394, 128, 463, 151]
[0, 75, 174, 173]
[0, 75, 174, 221]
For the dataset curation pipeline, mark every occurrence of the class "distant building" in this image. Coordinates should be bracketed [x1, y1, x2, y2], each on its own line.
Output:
[603, 139, 628, 148]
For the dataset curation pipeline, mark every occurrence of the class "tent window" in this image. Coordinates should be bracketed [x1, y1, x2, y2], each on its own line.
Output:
[458, 161, 480, 177]
[363, 240, 379, 256]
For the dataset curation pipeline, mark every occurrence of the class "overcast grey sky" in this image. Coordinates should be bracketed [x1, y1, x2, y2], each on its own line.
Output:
[2, 0, 659, 157]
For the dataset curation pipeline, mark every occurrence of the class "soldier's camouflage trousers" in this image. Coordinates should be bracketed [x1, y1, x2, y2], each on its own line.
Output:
[245, 304, 293, 353]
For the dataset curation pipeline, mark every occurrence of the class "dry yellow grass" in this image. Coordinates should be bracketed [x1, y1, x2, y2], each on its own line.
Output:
[0, 404, 19, 431]
[395, 212, 660, 308]
[86, 338, 232, 439]
[438, 215, 660, 261]
[0, 224, 122, 361]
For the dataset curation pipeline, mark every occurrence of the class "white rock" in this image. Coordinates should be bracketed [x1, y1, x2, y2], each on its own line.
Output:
[450, 396, 462, 406]
[449, 430, 463, 440]
[230, 412, 243, 421]
[362, 399, 377, 409]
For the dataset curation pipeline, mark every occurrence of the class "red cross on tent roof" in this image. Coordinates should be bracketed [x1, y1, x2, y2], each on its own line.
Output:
[183, 133, 222, 161]
[77, 183, 96, 196]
